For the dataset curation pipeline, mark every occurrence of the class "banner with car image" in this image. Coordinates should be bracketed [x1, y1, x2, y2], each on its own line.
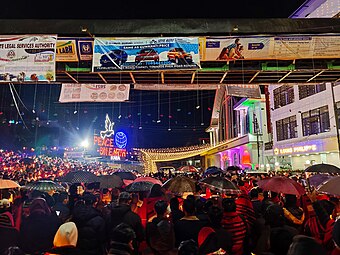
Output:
[59, 83, 130, 103]
[0, 35, 56, 82]
[92, 37, 200, 72]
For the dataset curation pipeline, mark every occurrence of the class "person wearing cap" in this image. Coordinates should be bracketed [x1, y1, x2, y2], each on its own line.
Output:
[108, 191, 145, 255]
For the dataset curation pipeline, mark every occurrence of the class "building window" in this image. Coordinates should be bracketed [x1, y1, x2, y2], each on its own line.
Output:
[302, 106, 330, 136]
[298, 84, 326, 100]
[276, 115, 297, 141]
[273, 85, 294, 109]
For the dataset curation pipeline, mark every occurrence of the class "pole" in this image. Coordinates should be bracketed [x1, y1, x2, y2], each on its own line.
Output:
[253, 112, 260, 169]
[330, 82, 340, 161]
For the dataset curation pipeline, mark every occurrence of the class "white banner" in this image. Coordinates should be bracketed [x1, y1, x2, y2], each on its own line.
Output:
[59, 84, 130, 103]
[0, 35, 57, 82]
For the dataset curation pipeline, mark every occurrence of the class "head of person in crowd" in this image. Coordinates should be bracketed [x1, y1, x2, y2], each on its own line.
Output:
[178, 239, 198, 255]
[287, 234, 327, 255]
[284, 194, 298, 207]
[183, 197, 196, 216]
[169, 197, 181, 211]
[264, 203, 285, 227]
[207, 205, 223, 228]
[49, 222, 78, 255]
[154, 200, 168, 217]
[0, 198, 11, 213]
[110, 223, 136, 253]
[29, 197, 51, 215]
[118, 192, 132, 205]
[270, 227, 295, 255]
[222, 198, 236, 213]
[81, 193, 98, 207]
[249, 188, 259, 200]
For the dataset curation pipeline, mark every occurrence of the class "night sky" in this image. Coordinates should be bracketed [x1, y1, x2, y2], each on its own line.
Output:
[0, 1, 307, 150]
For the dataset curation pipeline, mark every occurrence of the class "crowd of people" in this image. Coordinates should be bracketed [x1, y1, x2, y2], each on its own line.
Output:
[0, 149, 340, 255]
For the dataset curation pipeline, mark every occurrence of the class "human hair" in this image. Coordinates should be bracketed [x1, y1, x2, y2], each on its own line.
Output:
[183, 198, 196, 215]
[222, 198, 236, 212]
[207, 205, 223, 227]
[178, 239, 198, 255]
[154, 200, 168, 215]
[111, 223, 136, 244]
[169, 197, 180, 210]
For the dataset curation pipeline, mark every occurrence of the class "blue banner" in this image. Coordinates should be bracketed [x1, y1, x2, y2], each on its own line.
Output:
[92, 37, 200, 72]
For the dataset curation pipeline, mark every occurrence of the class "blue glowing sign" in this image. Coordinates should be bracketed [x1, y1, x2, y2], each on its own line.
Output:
[114, 131, 128, 149]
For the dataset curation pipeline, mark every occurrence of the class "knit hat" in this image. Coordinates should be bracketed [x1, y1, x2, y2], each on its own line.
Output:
[0, 198, 11, 209]
[119, 191, 131, 201]
[0, 211, 14, 227]
[53, 222, 78, 248]
[198, 226, 215, 247]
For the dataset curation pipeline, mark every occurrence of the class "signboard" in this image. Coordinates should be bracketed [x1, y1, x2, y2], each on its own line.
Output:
[226, 84, 261, 98]
[93, 114, 127, 158]
[203, 34, 340, 61]
[56, 38, 93, 62]
[59, 83, 130, 103]
[92, 37, 200, 72]
[273, 140, 323, 156]
[0, 35, 57, 82]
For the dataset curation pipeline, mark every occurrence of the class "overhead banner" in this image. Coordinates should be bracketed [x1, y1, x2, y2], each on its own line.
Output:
[0, 35, 57, 82]
[203, 34, 340, 61]
[92, 37, 200, 72]
[56, 38, 93, 62]
[59, 83, 130, 103]
[226, 84, 261, 98]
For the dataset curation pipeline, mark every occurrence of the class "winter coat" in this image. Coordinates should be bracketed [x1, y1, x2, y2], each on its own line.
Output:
[71, 204, 106, 255]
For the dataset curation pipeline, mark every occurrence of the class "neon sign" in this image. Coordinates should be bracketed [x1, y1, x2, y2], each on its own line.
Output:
[274, 144, 318, 155]
[94, 114, 127, 157]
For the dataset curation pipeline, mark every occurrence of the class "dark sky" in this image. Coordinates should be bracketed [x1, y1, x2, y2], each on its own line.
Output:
[0, 1, 308, 150]
[3, 0, 306, 19]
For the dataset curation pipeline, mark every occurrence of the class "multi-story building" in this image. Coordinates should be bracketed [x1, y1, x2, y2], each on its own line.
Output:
[266, 82, 340, 170]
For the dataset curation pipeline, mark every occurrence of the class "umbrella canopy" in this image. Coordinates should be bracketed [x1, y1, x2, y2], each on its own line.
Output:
[23, 180, 66, 192]
[125, 176, 162, 192]
[0, 179, 21, 189]
[202, 166, 224, 177]
[133, 176, 162, 185]
[162, 175, 197, 194]
[98, 175, 123, 189]
[305, 163, 340, 174]
[257, 176, 306, 196]
[308, 174, 335, 188]
[317, 176, 340, 196]
[176, 165, 199, 174]
[112, 171, 137, 180]
[198, 176, 241, 194]
[60, 170, 99, 184]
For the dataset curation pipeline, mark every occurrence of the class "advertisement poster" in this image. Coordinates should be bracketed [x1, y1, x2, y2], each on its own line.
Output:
[92, 37, 200, 72]
[57, 38, 93, 62]
[56, 39, 78, 62]
[203, 34, 340, 61]
[59, 83, 130, 103]
[0, 35, 56, 82]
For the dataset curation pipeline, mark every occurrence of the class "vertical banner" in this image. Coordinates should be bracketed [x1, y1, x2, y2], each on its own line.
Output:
[59, 83, 130, 103]
[0, 35, 57, 82]
[92, 37, 200, 72]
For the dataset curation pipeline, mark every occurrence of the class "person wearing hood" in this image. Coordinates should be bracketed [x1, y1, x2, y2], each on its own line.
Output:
[107, 223, 136, 255]
[19, 197, 61, 254]
[108, 192, 145, 255]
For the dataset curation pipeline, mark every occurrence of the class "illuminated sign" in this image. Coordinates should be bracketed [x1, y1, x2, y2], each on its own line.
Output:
[94, 114, 127, 158]
[274, 144, 318, 155]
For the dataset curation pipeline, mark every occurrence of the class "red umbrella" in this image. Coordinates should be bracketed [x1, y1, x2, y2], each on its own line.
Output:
[257, 176, 306, 196]
[132, 176, 162, 185]
[176, 165, 199, 173]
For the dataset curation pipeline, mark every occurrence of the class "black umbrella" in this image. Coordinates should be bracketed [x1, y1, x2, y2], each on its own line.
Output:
[112, 171, 137, 180]
[202, 166, 223, 177]
[226, 165, 242, 172]
[125, 181, 155, 192]
[23, 180, 66, 192]
[98, 175, 123, 189]
[308, 174, 335, 188]
[198, 176, 241, 195]
[162, 175, 197, 194]
[305, 163, 340, 174]
[59, 170, 99, 184]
